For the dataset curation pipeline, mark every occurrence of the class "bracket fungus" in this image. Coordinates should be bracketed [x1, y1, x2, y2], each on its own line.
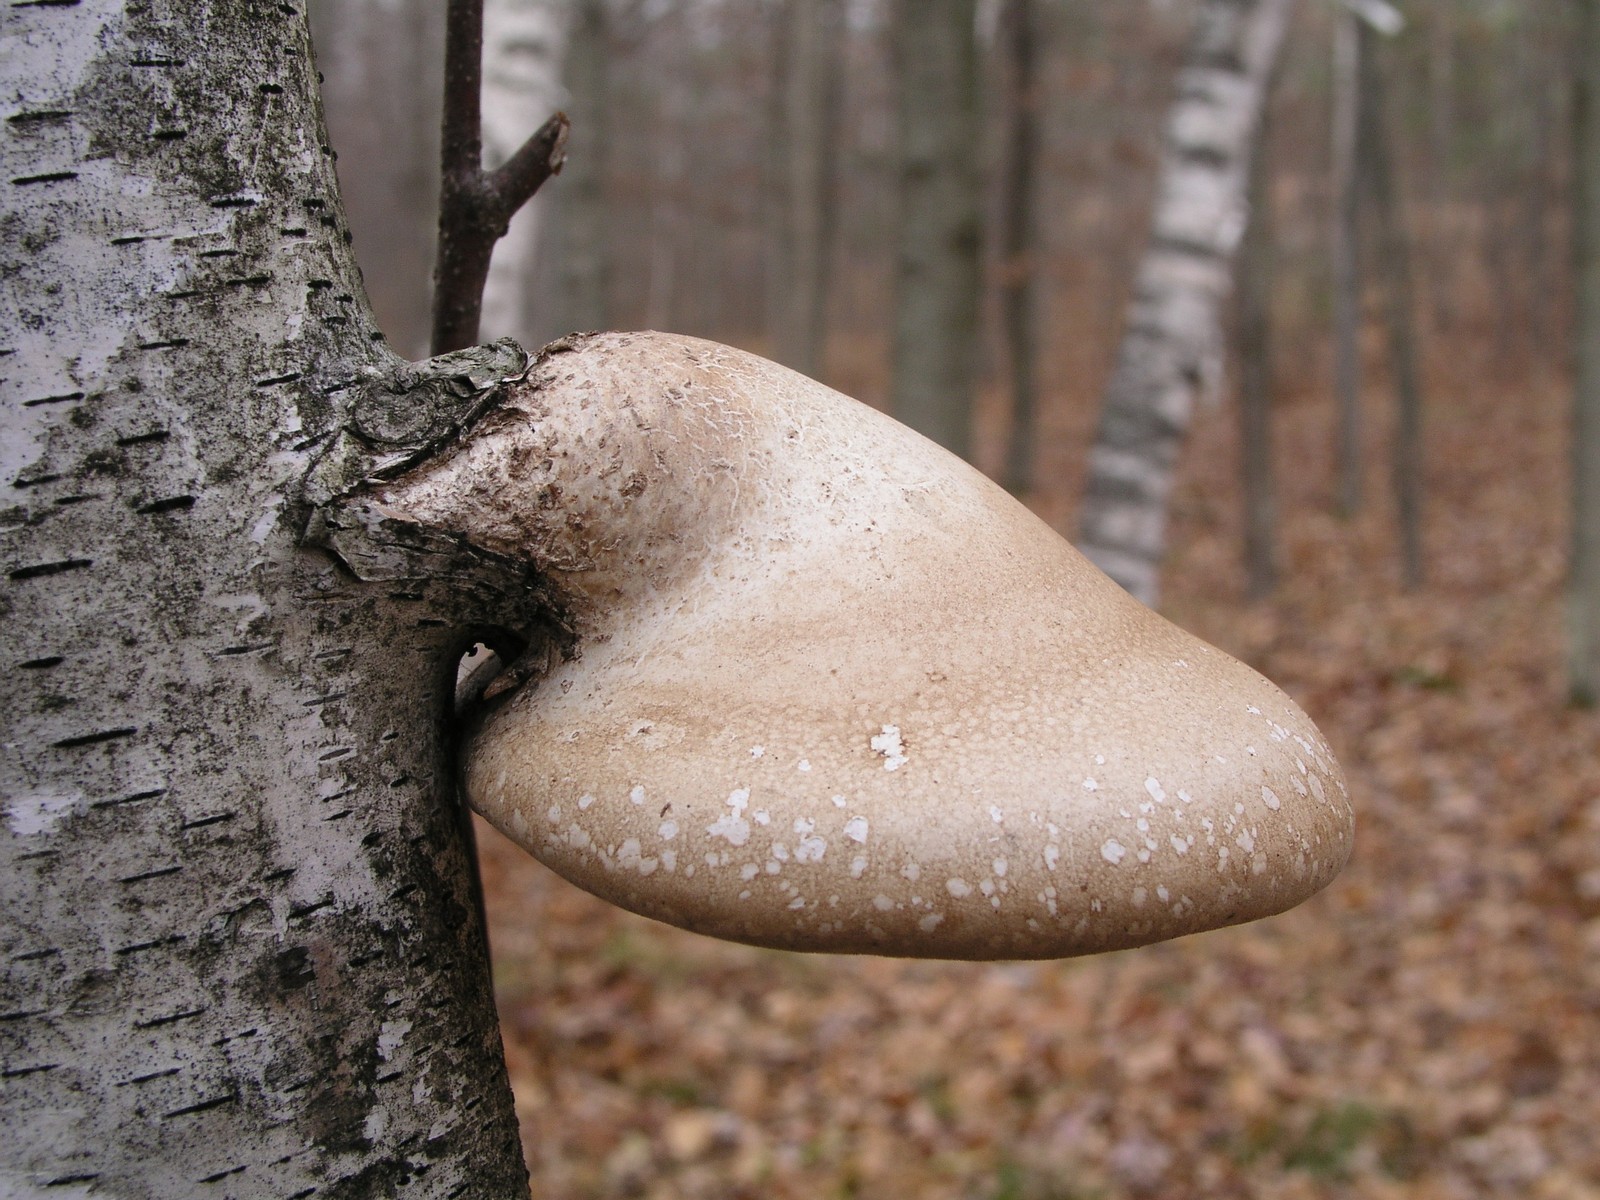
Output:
[378, 332, 1352, 960]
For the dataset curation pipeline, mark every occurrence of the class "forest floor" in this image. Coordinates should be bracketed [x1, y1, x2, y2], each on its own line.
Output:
[475, 330, 1600, 1199]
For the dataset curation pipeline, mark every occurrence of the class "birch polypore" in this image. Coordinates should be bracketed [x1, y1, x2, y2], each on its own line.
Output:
[379, 332, 1352, 959]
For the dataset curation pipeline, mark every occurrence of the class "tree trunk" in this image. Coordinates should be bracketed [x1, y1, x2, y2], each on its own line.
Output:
[560, 0, 613, 333]
[776, 0, 843, 380]
[1, 5, 532, 1192]
[1240, 100, 1278, 600]
[1361, 22, 1425, 589]
[311, 0, 446, 359]
[1572, 0, 1600, 703]
[999, 0, 1042, 494]
[479, 0, 569, 344]
[1076, 0, 1296, 605]
[1332, 11, 1364, 517]
[891, 0, 981, 460]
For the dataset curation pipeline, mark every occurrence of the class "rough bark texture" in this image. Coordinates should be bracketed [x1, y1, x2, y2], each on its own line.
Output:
[890, 0, 981, 460]
[1574, 0, 1600, 704]
[1076, 0, 1295, 605]
[479, 0, 570, 345]
[2, 3, 536, 1193]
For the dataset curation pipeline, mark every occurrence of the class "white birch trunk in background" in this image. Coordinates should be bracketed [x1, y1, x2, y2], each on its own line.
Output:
[1076, 0, 1296, 605]
[480, 0, 570, 343]
[1, 4, 536, 1192]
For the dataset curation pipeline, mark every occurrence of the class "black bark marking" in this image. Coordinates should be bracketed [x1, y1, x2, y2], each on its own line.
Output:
[23, 391, 85, 407]
[209, 196, 258, 209]
[162, 1092, 238, 1119]
[136, 495, 196, 515]
[114, 935, 185, 956]
[11, 948, 60, 962]
[136, 338, 191, 351]
[2, 1062, 60, 1078]
[7, 109, 73, 124]
[316, 746, 354, 762]
[51, 726, 137, 748]
[13, 472, 63, 487]
[134, 1007, 205, 1029]
[215, 642, 274, 656]
[110, 235, 146, 245]
[197, 1165, 247, 1183]
[129, 58, 183, 68]
[43, 1176, 99, 1189]
[321, 809, 352, 822]
[11, 559, 92, 580]
[180, 812, 235, 830]
[118, 864, 182, 884]
[151, 128, 187, 140]
[54, 494, 102, 506]
[11, 171, 79, 185]
[19, 655, 64, 669]
[91, 787, 166, 809]
[117, 1067, 181, 1087]
[115, 429, 169, 446]
[0, 1009, 47, 1022]
[288, 898, 333, 920]
[261, 867, 296, 882]
[254, 372, 301, 387]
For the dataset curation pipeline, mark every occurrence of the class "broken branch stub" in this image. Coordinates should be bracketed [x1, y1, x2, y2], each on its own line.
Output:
[376, 332, 1352, 960]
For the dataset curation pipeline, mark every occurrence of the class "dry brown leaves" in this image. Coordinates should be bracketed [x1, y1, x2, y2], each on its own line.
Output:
[476, 334, 1600, 1199]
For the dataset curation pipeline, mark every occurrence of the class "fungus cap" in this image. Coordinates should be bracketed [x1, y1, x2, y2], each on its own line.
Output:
[379, 332, 1352, 960]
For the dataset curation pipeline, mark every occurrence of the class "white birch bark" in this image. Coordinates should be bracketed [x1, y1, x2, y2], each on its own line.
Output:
[1076, 0, 1296, 605]
[1, 3, 532, 1192]
[479, 0, 570, 343]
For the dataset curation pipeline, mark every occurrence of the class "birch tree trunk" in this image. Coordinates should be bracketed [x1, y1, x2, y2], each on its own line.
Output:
[891, 0, 981, 459]
[479, 0, 569, 343]
[1076, 0, 1296, 605]
[1, 4, 537, 1192]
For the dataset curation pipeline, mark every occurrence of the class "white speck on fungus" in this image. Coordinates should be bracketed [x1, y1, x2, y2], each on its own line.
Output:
[870, 724, 908, 770]
[844, 816, 869, 843]
[1101, 839, 1127, 865]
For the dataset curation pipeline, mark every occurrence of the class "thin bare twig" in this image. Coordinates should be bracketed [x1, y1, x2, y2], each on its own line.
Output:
[432, 0, 570, 355]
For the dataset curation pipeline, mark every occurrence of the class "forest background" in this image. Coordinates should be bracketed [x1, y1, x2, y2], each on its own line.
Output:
[316, 1, 1598, 1196]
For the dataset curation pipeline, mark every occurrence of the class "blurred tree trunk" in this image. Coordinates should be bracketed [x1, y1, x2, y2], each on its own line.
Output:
[560, 0, 613, 332]
[1332, 12, 1364, 517]
[479, 0, 570, 343]
[312, 0, 445, 359]
[1571, 0, 1600, 702]
[999, 0, 1042, 493]
[1077, 0, 1295, 605]
[1240, 103, 1278, 599]
[892, 0, 981, 459]
[773, 0, 843, 379]
[1361, 23, 1425, 589]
